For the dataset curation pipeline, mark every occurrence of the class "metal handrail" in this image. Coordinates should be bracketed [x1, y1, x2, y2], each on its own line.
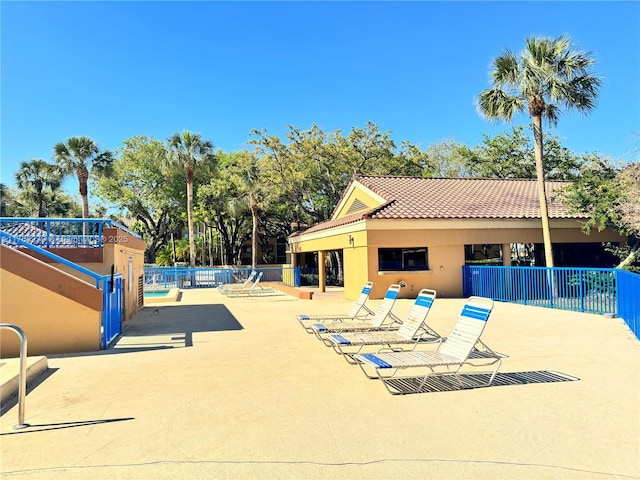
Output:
[0, 324, 29, 429]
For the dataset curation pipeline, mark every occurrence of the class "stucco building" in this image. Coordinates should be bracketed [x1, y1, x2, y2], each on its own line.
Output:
[288, 175, 625, 300]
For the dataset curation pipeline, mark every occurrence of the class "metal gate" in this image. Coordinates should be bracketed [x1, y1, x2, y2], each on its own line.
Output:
[102, 275, 123, 348]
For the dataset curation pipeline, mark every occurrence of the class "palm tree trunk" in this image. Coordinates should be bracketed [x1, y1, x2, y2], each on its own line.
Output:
[250, 194, 258, 269]
[37, 189, 46, 217]
[617, 240, 639, 269]
[186, 180, 196, 267]
[533, 116, 554, 268]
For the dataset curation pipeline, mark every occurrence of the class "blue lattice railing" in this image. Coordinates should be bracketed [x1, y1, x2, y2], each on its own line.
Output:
[462, 265, 640, 340]
[0, 217, 140, 248]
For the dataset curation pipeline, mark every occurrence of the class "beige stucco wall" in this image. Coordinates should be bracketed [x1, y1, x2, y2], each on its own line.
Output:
[364, 244, 464, 299]
[40, 227, 146, 323]
[291, 218, 626, 300]
[342, 241, 370, 300]
[0, 246, 102, 358]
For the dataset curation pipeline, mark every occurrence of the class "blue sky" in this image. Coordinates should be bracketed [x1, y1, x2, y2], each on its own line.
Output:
[2, 1, 639, 194]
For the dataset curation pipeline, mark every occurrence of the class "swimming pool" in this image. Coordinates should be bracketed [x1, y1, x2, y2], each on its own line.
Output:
[144, 288, 180, 303]
[144, 289, 171, 298]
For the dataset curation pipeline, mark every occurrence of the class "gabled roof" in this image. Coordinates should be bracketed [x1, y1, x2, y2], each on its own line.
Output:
[294, 175, 586, 236]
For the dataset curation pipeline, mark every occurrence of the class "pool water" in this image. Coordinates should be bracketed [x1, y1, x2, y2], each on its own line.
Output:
[144, 289, 170, 298]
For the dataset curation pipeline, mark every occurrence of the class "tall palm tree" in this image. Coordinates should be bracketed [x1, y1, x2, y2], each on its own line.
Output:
[477, 35, 601, 267]
[231, 151, 263, 269]
[14, 159, 62, 217]
[168, 131, 215, 267]
[53, 136, 114, 219]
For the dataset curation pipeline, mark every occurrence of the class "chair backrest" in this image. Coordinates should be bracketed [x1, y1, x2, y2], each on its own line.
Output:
[346, 282, 374, 318]
[249, 272, 263, 290]
[439, 296, 493, 362]
[242, 270, 257, 287]
[369, 284, 401, 327]
[396, 289, 436, 340]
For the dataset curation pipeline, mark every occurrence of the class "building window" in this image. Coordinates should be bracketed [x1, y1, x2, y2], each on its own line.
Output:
[464, 244, 503, 266]
[378, 248, 429, 271]
[276, 238, 287, 264]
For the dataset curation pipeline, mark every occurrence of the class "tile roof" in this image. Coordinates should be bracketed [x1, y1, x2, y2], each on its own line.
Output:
[295, 175, 586, 236]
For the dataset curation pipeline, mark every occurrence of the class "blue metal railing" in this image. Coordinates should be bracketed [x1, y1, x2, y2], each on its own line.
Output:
[0, 231, 123, 348]
[143, 266, 301, 290]
[0, 217, 140, 248]
[462, 265, 640, 340]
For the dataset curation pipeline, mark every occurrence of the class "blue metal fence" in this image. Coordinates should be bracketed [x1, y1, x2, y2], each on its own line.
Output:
[463, 265, 640, 340]
[616, 270, 640, 340]
[143, 266, 301, 290]
[0, 217, 140, 248]
[0, 231, 123, 348]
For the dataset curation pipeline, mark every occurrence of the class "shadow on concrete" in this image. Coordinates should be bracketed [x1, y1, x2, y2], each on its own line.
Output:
[0, 368, 58, 417]
[44, 304, 243, 359]
[386, 370, 580, 395]
[113, 304, 243, 349]
[0, 417, 134, 435]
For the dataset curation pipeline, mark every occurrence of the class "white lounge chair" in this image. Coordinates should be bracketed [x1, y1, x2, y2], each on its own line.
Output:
[296, 282, 375, 333]
[218, 270, 257, 293]
[325, 289, 440, 362]
[353, 296, 502, 395]
[310, 284, 402, 340]
[223, 272, 263, 296]
[224, 272, 283, 297]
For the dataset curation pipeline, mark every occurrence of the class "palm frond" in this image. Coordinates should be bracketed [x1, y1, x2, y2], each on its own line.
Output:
[476, 88, 524, 122]
[543, 103, 561, 126]
[491, 50, 520, 87]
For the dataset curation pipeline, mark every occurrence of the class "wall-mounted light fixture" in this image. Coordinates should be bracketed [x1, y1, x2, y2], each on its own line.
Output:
[348, 235, 354, 246]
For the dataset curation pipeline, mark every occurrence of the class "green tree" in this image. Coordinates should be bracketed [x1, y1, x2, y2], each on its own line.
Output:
[470, 127, 583, 180]
[562, 158, 639, 269]
[227, 151, 264, 268]
[423, 139, 478, 177]
[94, 136, 185, 263]
[11, 189, 81, 218]
[250, 122, 423, 226]
[197, 152, 251, 265]
[14, 159, 62, 217]
[477, 35, 601, 267]
[168, 131, 216, 267]
[53, 136, 114, 219]
[0, 183, 17, 216]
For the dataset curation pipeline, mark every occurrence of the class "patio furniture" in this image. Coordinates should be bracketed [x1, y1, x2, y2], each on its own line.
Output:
[353, 296, 502, 395]
[218, 270, 257, 293]
[310, 284, 402, 339]
[222, 272, 273, 296]
[325, 288, 440, 362]
[296, 282, 375, 333]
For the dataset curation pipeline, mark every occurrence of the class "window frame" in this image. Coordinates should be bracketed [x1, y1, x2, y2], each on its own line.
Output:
[377, 247, 429, 272]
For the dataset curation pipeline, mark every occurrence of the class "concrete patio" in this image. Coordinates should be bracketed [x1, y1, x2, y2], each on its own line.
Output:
[1, 288, 638, 479]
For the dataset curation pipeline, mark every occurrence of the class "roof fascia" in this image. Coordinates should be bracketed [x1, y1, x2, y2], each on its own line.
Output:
[289, 219, 367, 243]
[365, 218, 588, 230]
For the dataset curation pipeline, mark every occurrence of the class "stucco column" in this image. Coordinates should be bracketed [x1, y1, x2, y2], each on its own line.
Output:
[318, 250, 326, 293]
[502, 243, 512, 266]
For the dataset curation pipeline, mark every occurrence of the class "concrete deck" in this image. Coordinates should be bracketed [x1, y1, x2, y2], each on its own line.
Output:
[1, 288, 638, 479]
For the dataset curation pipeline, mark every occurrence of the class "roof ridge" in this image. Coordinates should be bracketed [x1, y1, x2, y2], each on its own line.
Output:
[356, 174, 570, 183]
